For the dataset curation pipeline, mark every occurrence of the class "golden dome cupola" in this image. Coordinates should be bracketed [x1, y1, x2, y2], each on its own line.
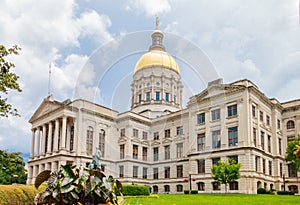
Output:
[131, 17, 183, 118]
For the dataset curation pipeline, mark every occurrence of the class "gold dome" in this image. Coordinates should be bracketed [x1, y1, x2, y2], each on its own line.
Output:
[134, 50, 180, 73]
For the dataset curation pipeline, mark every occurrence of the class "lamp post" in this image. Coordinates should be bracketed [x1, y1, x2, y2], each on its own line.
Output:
[189, 172, 192, 193]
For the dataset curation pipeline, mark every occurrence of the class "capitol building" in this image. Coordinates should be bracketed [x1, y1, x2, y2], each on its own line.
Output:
[27, 25, 300, 194]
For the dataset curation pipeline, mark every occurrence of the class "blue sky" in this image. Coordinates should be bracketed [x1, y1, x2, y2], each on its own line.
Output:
[0, 0, 299, 162]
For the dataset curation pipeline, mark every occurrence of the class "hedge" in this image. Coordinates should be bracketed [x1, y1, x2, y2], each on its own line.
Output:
[0, 185, 42, 205]
[114, 184, 150, 196]
[277, 191, 295, 195]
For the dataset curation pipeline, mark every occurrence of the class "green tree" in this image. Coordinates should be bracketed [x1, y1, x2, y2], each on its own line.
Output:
[211, 159, 241, 193]
[0, 44, 22, 117]
[0, 150, 27, 184]
[285, 134, 300, 170]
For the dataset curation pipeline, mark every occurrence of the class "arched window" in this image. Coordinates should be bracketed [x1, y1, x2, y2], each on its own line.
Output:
[264, 182, 267, 189]
[164, 185, 170, 193]
[270, 184, 273, 191]
[212, 181, 220, 190]
[86, 126, 93, 155]
[99, 129, 105, 157]
[229, 181, 238, 190]
[257, 181, 262, 189]
[153, 185, 158, 193]
[288, 185, 298, 193]
[176, 184, 183, 192]
[197, 182, 205, 191]
[287, 120, 295, 129]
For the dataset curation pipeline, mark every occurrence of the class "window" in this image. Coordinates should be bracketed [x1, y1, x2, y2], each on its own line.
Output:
[133, 166, 138, 178]
[267, 135, 271, 153]
[164, 129, 170, 138]
[120, 144, 125, 159]
[287, 120, 295, 129]
[177, 165, 183, 178]
[177, 126, 183, 135]
[155, 91, 160, 101]
[153, 147, 159, 161]
[138, 94, 142, 103]
[143, 167, 147, 179]
[255, 156, 259, 172]
[174, 95, 176, 103]
[229, 155, 238, 164]
[211, 109, 220, 121]
[197, 159, 205, 173]
[277, 119, 281, 129]
[266, 115, 270, 126]
[253, 127, 257, 146]
[279, 163, 283, 177]
[177, 184, 183, 192]
[142, 131, 148, 140]
[197, 182, 205, 191]
[133, 128, 138, 138]
[261, 131, 265, 150]
[142, 147, 147, 161]
[120, 128, 125, 137]
[228, 104, 237, 117]
[212, 182, 221, 190]
[164, 185, 170, 193]
[164, 145, 170, 160]
[154, 132, 159, 140]
[197, 113, 205, 124]
[165, 93, 169, 102]
[133, 145, 138, 159]
[153, 168, 159, 179]
[288, 164, 297, 177]
[153, 185, 158, 193]
[229, 181, 238, 190]
[146, 92, 151, 101]
[197, 133, 205, 151]
[278, 138, 282, 155]
[99, 129, 105, 157]
[212, 157, 220, 165]
[269, 161, 272, 176]
[212, 130, 221, 149]
[86, 126, 93, 155]
[70, 126, 74, 151]
[288, 185, 299, 193]
[262, 159, 266, 174]
[259, 111, 263, 121]
[119, 165, 124, 178]
[164, 167, 170, 178]
[252, 105, 256, 117]
[176, 143, 183, 158]
[228, 127, 238, 146]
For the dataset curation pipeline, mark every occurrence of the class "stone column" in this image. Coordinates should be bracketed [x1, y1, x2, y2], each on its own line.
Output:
[61, 116, 67, 150]
[30, 129, 35, 158]
[47, 122, 53, 154]
[54, 119, 59, 152]
[41, 124, 46, 155]
[36, 127, 41, 156]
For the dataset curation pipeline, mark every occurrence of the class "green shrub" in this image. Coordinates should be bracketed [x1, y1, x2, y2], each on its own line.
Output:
[184, 190, 190, 194]
[257, 188, 267, 194]
[117, 184, 150, 196]
[191, 190, 198, 194]
[277, 191, 295, 195]
[0, 185, 39, 205]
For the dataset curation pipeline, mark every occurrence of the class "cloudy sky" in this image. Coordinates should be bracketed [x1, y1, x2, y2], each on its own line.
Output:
[0, 0, 299, 161]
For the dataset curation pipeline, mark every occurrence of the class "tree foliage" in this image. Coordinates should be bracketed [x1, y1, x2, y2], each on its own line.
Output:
[0, 150, 27, 184]
[211, 159, 241, 193]
[0, 44, 22, 117]
[285, 134, 300, 170]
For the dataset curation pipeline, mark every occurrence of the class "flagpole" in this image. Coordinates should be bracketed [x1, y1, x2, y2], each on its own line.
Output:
[48, 63, 52, 96]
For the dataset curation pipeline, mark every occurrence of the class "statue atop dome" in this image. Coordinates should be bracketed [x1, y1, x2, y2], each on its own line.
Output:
[156, 16, 160, 29]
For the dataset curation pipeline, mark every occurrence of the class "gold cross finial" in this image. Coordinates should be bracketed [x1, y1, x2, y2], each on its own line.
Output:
[155, 16, 160, 29]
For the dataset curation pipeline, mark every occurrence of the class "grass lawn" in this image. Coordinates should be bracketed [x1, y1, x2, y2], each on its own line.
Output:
[122, 194, 300, 205]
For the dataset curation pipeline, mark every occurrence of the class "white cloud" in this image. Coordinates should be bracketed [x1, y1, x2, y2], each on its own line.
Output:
[128, 0, 171, 16]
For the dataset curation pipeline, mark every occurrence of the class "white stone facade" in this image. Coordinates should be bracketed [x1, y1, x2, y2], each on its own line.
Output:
[27, 28, 300, 194]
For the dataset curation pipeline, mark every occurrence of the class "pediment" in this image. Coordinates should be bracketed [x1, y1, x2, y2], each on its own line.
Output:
[29, 97, 63, 123]
[162, 138, 172, 144]
[141, 140, 149, 146]
[174, 136, 185, 142]
[131, 138, 141, 144]
[118, 137, 127, 143]
[151, 141, 160, 146]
